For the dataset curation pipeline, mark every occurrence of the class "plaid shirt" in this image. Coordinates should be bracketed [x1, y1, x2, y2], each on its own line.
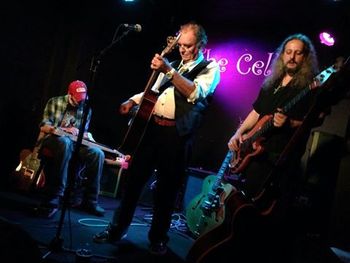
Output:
[40, 95, 91, 131]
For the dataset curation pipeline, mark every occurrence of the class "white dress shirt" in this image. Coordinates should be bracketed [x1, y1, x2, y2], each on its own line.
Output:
[129, 52, 220, 119]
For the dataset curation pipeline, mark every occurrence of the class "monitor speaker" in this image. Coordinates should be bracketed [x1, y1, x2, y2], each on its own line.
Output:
[137, 168, 213, 211]
[100, 165, 124, 198]
[182, 168, 213, 211]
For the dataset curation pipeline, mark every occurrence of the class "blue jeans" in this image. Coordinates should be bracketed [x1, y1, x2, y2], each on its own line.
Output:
[41, 135, 105, 203]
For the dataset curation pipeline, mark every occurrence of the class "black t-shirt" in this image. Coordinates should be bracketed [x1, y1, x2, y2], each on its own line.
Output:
[252, 81, 314, 157]
[240, 81, 316, 198]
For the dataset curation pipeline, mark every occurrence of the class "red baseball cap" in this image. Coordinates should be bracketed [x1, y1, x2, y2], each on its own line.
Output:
[68, 80, 87, 102]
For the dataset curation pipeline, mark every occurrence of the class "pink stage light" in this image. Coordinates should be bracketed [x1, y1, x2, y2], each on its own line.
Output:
[319, 32, 335, 46]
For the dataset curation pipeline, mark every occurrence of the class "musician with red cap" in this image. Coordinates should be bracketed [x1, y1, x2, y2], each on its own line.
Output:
[38, 80, 105, 216]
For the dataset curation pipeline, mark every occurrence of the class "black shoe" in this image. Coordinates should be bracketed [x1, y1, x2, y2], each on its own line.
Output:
[33, 206, 59, 218]
[93, 224, 127, 244]
[44, 195, 62, 208]
[79, 202, 105, 217]
[149, 242, 168, 256]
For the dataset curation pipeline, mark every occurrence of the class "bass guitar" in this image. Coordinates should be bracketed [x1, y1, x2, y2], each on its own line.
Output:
[187, 58, 349, 263]
[119, 34, 181, 156]
[185, 151, 236, 238]
[229, 63, 339, 174]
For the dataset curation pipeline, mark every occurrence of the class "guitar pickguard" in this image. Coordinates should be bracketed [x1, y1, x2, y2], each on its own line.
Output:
[186, 175, 235, 237]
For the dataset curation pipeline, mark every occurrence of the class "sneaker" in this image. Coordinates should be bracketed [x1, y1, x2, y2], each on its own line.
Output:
[149, 242, 168, 256]
[79, 202, 105, 217]
[93, 224, 127, 244]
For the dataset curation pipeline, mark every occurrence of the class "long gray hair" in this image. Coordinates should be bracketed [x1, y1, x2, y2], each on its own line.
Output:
[263, 33, 319, 89]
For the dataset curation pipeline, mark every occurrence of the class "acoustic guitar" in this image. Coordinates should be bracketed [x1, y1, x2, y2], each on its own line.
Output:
[118, 34, 181, 156]
[13, 133, 46, 191]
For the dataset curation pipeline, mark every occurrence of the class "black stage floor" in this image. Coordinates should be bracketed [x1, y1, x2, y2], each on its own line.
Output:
[0, 190, 192, 263]
[1, 189, 349, 263]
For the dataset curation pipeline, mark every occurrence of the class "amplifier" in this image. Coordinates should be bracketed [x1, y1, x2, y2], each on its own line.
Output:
[182, 168, 213, 211]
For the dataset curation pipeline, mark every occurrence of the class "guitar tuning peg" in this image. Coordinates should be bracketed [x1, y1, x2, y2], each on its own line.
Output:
[166, 36, 178, 49]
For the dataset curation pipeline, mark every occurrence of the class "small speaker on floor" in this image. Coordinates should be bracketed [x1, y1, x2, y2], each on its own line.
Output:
[137, 168, 213, 210]
[100, 165, 124, 198]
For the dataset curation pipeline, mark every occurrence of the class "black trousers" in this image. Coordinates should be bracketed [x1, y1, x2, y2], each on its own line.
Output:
[111, 121, 190, 243]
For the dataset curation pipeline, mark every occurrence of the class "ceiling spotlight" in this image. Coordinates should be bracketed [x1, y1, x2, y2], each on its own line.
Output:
[319, 32, 335, 46]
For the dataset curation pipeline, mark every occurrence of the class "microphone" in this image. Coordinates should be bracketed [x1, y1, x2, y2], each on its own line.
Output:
[122, 24, 142, 32]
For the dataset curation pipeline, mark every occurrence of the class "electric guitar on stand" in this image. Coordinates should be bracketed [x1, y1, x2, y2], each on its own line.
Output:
[185, 151, 236, 238]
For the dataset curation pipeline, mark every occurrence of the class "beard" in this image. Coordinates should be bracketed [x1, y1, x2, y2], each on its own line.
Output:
[284, 62, 302, 75]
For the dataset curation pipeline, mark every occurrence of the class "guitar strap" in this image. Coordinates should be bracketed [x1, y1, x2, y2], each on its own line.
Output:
[175, 60, 212, 136]
[58, 100, 89, 131]
[60, 108, 76, 128]
[157, 59, 210, 94]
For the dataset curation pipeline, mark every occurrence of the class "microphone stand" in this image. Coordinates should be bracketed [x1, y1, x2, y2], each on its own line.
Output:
[44, 27, 134, 258]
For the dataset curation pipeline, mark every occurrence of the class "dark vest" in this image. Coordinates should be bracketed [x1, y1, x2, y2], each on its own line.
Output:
[160, 59, 212, 136]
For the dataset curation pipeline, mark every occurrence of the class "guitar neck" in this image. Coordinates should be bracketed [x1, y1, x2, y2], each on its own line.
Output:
[119, 34, 182, 156]
[248, 64, 338, 144]
[52, 129, 124, 157]
[30, 131, 47, 158]
[212, 151, 234, 189]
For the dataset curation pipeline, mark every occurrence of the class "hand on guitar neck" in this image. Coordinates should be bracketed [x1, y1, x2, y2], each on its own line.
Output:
[40, 125, 93, 141]
[119, 99, 137, 115]
[228, 62, 341, 174]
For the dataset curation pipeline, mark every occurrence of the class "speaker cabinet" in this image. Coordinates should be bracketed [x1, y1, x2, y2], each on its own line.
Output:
[329, 152, 350, 250]
[137, 168, 213, 211]
[299, 131, 345, 241]
[100, 165, 124, 198]
[182, 168, 213, 211]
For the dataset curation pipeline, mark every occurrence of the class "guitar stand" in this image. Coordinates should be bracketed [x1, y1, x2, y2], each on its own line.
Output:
[42, 161, 78, 259]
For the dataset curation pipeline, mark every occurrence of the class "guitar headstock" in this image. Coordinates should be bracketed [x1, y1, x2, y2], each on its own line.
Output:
[310, 62, 338, 90]
[334, 56, 347, 70]
[310, 55, 349, 90]
[160, 32, 182, 57]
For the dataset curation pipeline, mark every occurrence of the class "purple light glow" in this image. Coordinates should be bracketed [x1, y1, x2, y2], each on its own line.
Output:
[204, 39, 274, 123]
[319, 32, 335, 46]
